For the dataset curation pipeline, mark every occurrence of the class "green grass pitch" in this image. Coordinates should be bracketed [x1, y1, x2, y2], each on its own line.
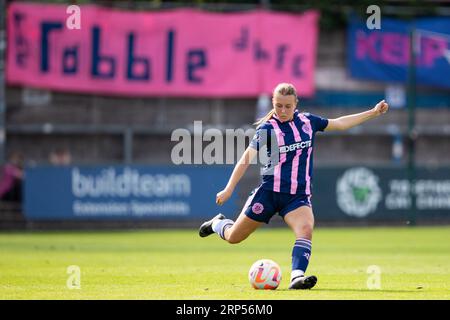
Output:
[0, 225, 449, 299]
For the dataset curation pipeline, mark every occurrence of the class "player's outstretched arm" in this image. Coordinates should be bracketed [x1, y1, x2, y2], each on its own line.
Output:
[216, 147, 258, 205]
[325, 100, 389, 131]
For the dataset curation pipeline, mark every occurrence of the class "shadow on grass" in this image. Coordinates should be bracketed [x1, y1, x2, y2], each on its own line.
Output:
[275, 288, 420, 293]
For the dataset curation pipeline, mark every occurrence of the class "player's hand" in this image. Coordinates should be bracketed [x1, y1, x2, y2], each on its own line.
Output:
[373, 100, 389, 116]
[216, 188, 232, 206]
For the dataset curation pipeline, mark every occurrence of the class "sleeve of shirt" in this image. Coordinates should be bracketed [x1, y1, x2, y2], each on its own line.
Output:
[307, 113, 329, 132]
[249, 123, 272, 151]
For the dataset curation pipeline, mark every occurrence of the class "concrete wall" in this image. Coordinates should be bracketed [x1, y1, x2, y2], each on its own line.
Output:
[6, 87, 450, 166]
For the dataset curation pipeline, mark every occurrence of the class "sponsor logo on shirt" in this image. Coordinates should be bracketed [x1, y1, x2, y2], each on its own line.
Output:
[279, 140, 312, 153]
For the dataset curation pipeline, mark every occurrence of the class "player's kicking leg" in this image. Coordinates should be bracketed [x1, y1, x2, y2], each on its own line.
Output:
[198, 213, 225, 238]
[199, 212, 262, 244]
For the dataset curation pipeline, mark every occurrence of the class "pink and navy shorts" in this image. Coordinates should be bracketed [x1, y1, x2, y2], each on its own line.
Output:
[243, 186, 312, 224]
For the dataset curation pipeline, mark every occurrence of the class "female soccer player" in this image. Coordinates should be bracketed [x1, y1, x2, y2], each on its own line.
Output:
[199, 83, 389, 290]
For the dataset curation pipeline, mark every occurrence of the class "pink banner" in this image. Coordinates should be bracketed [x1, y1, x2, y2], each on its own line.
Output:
[7, 3, 319, 97]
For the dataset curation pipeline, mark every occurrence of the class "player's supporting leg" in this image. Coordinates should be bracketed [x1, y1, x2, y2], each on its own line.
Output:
[283, 205, 317, 289]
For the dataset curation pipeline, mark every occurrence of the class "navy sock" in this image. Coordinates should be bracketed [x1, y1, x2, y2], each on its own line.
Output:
[291, 238, 312, 279]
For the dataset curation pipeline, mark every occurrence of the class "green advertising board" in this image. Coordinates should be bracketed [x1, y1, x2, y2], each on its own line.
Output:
[313, 167, 450, 223]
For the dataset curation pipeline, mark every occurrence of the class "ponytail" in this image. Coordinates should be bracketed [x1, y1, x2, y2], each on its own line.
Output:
[254, 109, 275, 127]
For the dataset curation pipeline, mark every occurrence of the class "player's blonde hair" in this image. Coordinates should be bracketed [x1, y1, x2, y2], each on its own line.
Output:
[254, 83, 298, 127]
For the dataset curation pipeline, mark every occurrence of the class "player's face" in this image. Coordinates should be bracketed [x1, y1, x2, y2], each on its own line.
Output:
[272, 93, 296, 122]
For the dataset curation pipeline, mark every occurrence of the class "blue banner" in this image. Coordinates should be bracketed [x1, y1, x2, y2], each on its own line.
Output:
[348, 16, 450, 88]
[24, 165, 237, 220]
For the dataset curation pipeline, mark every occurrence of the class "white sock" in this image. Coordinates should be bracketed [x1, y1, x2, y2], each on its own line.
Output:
[211, 218, 221, 233]
[291, 269, 305, 281]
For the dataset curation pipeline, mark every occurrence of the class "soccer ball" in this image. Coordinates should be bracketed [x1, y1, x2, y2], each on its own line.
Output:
[248, 259, 282, 290]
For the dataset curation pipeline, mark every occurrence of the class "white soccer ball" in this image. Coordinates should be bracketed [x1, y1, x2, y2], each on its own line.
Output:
[248, 259, 282, 290]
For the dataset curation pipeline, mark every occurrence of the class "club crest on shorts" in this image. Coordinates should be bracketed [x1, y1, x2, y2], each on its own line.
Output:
[252, 202, 264, 214]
